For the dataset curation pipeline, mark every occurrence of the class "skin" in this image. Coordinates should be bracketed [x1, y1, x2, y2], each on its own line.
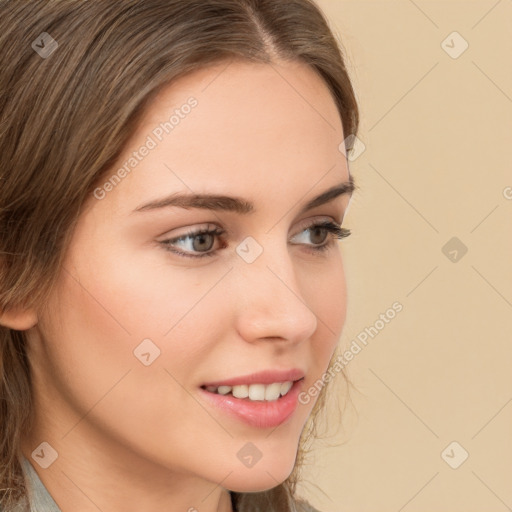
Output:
[2, 59, 352, 512]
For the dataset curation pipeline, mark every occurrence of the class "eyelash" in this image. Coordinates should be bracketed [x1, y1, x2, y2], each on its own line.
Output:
[160, 220, 351, 260]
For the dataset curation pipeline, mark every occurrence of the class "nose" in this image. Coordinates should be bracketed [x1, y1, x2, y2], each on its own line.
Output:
[232, 243, 318, 346]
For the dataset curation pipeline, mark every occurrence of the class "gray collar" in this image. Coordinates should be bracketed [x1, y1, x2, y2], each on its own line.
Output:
[19, 455, 62, 512]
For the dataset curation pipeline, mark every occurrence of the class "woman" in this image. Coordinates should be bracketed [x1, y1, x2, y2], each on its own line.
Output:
[0, 1, 359, 510]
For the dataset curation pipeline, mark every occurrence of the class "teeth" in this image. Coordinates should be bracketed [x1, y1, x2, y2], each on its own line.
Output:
[217, 385, 232, 395]
[232, 385, 248, 398]
[280, 381, 293, 395]
[249, 384, 265, 401]
[264, 382, 282, 401]
[206, 381, 294, 401]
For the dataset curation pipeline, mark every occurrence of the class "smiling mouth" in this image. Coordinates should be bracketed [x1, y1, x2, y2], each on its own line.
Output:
[200, 380, 301, 402]
[199, 376, 305, 429]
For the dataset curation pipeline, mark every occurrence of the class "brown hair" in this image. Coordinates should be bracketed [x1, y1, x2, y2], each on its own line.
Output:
[0, 0, 359, 510]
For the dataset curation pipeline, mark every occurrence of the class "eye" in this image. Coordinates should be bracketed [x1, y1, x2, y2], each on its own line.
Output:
[160, 224, 225, 259]
[160, 220, 351, 259]
[290, 220, 351, 255]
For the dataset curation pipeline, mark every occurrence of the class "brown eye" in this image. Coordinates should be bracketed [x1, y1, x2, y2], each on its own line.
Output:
[290, 221, 351, 253]
[161, 226, 226, 259]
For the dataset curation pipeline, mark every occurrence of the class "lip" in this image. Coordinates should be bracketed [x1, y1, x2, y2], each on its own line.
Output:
[201, 368, 305, 387]
[199, 378, 305, 429]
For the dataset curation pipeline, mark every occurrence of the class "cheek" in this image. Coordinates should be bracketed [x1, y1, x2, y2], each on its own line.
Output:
[39, 265, 223, 459]
[39, 269, 141, 415]
[45, 239, 228, 396]
[305, 254, 347, 362]
[72, 232, 230, 341]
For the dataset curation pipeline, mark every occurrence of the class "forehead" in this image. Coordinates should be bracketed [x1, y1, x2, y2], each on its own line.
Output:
[138, 59, 343, 148]
[143, 58, 342, 126]
[96, 59, 349, 215]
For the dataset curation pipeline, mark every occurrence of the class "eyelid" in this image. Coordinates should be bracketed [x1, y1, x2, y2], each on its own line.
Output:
[291, 215, 339, 234]
[158, 214, 341, 242]
[157, 222, 225, 240]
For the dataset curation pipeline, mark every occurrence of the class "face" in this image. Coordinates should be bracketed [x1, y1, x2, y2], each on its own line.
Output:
[24, 59, 352, 494]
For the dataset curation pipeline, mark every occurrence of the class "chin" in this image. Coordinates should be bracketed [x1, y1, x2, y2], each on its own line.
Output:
[222, 459, 296, 493]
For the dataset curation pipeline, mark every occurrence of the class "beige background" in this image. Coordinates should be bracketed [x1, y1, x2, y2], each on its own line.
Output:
[296, 1, 512, 511]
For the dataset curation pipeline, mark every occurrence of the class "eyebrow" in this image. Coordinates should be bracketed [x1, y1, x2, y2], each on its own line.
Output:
[133, 174, 356, 215]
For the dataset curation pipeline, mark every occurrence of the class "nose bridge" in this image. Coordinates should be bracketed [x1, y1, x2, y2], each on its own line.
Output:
[232, 237, 318, 344]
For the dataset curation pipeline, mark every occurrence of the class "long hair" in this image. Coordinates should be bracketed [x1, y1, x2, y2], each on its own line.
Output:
[0, 1, 359, 510]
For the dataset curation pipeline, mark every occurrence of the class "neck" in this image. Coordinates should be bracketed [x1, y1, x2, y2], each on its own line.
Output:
[21, 425, 234, 512]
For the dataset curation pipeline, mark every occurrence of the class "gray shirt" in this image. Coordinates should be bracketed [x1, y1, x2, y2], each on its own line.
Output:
[0, 456, 62, 512]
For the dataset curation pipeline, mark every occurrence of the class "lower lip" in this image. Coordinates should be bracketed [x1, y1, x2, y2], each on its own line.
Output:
[198, 380, 304, 429]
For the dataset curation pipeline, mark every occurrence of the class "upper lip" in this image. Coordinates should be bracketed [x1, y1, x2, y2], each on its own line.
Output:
[201, 368, 305, 387]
